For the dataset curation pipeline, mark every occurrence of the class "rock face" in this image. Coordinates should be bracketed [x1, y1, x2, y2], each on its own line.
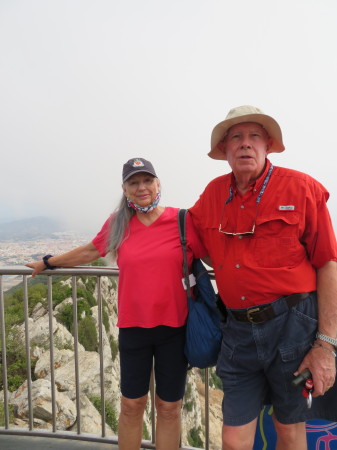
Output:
[1, 274, 222, 448]
[197, 382, 223, 450]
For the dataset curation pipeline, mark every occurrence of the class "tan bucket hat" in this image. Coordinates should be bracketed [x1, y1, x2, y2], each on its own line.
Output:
[208, 105, 285, 160]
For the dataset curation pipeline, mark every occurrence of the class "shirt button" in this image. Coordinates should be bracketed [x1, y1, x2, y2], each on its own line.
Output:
[240, 205, 245, 209]
[235, 264, 240, 269]
[238, 235, 243, 239]
[241, 296, 246, 301]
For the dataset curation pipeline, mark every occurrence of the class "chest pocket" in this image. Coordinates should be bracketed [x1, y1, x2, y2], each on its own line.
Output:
[250, 212, 306, 268]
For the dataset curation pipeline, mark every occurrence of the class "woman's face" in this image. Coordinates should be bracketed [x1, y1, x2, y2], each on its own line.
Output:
[123, 173, 160, 207]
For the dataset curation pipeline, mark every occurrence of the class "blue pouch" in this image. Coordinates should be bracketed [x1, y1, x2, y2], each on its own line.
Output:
[178, 209, 222, 369]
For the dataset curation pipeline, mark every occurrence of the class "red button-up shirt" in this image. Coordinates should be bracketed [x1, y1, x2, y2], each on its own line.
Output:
[189, 159, 337, 308]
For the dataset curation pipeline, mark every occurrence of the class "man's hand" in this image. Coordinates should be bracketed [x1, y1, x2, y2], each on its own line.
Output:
[294, 345, 336, 397]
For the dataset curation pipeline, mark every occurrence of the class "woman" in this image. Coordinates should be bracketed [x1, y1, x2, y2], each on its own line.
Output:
[26, 157, 207, 450]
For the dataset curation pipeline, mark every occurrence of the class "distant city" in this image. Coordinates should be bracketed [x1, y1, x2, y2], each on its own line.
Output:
[0, 217, 93, 291]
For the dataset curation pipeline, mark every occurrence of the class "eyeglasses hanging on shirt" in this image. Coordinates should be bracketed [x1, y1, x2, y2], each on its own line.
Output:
[218, 164, 274, 236]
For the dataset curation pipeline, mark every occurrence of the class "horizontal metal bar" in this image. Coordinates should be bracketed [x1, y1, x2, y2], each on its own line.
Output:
[0, 265, 214, 279]
[0, 429, 201, 450]
[0, 266, 119, 277]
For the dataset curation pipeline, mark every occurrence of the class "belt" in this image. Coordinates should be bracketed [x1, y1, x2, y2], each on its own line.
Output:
[230, 292, 310, 324]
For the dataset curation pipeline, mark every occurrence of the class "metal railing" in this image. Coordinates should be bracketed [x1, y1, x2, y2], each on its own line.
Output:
[0, 266, 212, 450]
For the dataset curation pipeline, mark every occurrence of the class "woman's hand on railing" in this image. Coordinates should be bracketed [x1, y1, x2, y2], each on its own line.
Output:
[25, 260, 47, 277]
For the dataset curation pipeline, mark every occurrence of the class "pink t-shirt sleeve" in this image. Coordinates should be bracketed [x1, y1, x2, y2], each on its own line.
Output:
[92, 216, 111, 257]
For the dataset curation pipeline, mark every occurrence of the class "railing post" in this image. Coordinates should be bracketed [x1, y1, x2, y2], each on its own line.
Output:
[0, 276, 9, 429]
[97, 276, 106, 437]
[72, 276, 81, 434]
[205, 368, 209, 450]
[23, 275, 33, 430]
[47, 275, 57, 432]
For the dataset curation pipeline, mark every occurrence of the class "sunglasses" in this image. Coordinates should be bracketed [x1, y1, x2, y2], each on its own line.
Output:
[218, 202, 259, 236]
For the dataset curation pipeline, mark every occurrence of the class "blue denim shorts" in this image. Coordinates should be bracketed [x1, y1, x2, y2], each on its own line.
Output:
[216, 292, 319, 426]
[119, 325, 188, 402]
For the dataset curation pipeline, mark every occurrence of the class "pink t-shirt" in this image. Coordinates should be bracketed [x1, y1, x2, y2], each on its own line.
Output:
[92, 207, 207, 328]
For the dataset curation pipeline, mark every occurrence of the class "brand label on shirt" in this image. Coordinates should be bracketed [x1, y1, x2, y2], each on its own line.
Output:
[278, 205, 295, 211]
[182, 273, 196, 290]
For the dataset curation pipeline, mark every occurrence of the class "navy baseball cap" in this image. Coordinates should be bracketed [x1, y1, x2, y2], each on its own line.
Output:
[122, 158, 158, 182]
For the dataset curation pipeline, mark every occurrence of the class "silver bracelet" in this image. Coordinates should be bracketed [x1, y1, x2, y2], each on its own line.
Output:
[316, 332, 337, 349]
[312, 342, 337, 357]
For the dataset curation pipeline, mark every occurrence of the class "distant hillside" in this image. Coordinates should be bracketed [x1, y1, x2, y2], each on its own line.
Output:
[0, 217, 65, 240]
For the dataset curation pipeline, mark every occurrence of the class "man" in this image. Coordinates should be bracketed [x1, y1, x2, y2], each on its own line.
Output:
[189, 105, 337, 450]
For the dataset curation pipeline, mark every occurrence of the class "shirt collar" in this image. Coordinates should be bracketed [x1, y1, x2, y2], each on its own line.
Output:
[230, 158, 271, 197]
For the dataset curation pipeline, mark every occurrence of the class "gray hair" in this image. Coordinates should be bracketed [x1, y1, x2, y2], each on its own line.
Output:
[107, 194, 135, 262]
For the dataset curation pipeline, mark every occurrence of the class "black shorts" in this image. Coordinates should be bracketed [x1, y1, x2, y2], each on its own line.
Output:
[119, 325, 188, 402]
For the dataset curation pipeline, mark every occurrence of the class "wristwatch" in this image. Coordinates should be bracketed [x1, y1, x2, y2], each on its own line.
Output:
[316, 332, 337, 349]
[43, 254, 57, 270]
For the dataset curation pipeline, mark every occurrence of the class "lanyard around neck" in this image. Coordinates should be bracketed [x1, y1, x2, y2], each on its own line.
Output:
[226, 164, 274, 205]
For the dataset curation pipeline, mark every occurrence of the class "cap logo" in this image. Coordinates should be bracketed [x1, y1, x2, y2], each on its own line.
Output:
[132, 159, 144, 168]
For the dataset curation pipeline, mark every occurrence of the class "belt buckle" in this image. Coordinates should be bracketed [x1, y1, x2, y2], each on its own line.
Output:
[247, 307, 262, 324]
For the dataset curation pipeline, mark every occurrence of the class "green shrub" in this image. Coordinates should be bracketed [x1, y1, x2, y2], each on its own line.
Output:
[89, 396, 118, 433]
[51, 283, 72, 307]
[90, 258, 106, 267]
[109, 335, 118, 361]
[56, 299, 92, 333]
[4, 283, 48, 326]
[77, 288, 96, 307]
[0, 402, 15, 426]
[143, 422, 150, 440]
[187, 426, 204, 448]
[198, 367, 222, 389]
[0, 337, 37, 392]
[183, 381, 195, 412]
[56, 303, 73, 332]
[102, 301, 110, 332]
[209, 369, 222, 390]
[78, 316, 98, 351]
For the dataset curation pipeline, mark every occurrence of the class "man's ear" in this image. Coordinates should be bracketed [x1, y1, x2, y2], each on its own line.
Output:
[217, 140, 226, 157]
[266, 138, 273, 153]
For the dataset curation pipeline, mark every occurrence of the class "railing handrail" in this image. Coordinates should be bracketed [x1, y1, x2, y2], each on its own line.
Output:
[0, 265, 119, 277]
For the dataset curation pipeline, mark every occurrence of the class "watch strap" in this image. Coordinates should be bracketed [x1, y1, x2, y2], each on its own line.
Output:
[43, 254, 56, 270]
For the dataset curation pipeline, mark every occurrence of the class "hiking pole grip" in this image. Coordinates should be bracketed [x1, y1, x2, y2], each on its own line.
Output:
[292, 369, 312, 388]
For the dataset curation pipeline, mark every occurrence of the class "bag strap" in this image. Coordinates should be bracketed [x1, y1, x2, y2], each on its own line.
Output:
[178, 209, 192, 297]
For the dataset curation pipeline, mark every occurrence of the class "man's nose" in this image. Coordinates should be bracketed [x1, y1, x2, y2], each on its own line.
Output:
[241, 135, 251, 148]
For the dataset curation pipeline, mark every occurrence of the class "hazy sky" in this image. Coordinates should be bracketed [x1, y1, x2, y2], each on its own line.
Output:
[1, 0, 337, 235]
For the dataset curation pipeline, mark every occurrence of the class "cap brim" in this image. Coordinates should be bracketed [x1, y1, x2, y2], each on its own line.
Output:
[123, 170, 157, 182]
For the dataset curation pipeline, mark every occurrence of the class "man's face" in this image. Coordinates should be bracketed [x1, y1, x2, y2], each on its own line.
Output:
[222, 122, 272, 176]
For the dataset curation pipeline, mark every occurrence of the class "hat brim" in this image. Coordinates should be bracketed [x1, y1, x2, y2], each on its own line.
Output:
[123, 170, 157, 183]
[208, 113, 285, 160]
